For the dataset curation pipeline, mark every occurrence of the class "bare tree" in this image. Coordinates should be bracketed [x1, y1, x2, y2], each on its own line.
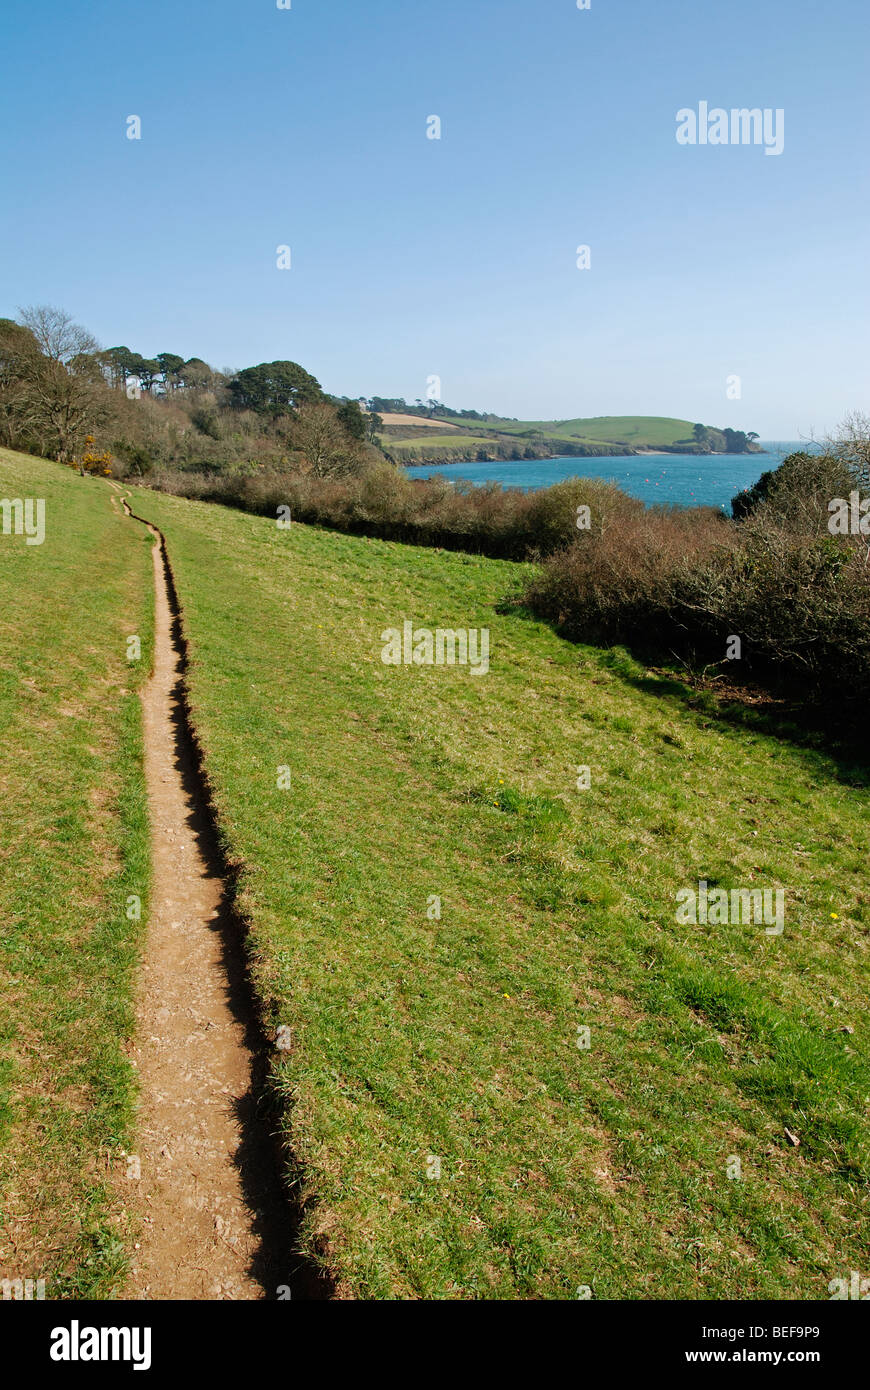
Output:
[288, 402, 367, 479]
[18, 304, 98, 365]
[828, 411, 870, 491]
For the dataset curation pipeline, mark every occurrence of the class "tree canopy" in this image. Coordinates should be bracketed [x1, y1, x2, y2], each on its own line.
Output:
[228, 360, 322, 415]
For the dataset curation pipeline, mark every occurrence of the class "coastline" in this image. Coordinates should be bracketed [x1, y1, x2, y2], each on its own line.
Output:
[398, 445, 766, 470]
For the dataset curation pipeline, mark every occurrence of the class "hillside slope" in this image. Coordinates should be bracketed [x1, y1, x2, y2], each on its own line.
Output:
[126, 482, 869, 1300]
[0, 450, 153, 1296]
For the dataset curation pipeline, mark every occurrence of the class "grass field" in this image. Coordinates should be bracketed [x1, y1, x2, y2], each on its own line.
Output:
[499, 415, 699, 446]
[386, 414, 698, 448]
[124, 480, 870, 1300]
[378, 413, 460, 431]
[0, 450, 153, 1297]
[382, 434, 505, 458]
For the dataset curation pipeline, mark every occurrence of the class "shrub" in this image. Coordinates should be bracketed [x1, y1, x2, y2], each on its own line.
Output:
[523, 451, 870, 714]
[522, 505, 733, 648]
[150, 464, 642, 561]
[190, 408, 222, 440]
[731, 450, 857, 531]
[524, 477, 643, 554]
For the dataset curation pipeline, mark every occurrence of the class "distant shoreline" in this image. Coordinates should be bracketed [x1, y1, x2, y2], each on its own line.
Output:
[401, 445, 767, 469]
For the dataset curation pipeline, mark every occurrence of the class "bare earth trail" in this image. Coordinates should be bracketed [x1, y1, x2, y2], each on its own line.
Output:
[117, 491, 301, 1299]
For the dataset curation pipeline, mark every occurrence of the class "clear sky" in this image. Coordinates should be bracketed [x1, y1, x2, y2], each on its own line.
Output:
[1, 0, 867, 436]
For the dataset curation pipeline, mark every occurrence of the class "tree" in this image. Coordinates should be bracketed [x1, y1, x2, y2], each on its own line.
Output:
[228, 360, 322, 415]
[129, 356, 161, 393]
[4, 307, 113, 462]
[692, 423, 709, 448]
[367, 410, 383, 444]
[106, 346, 138, 389]
[19, 304, 97, 364]
[0, 318, 39, 381]
[0, 318, 41, 449]
[722, 428, 748, 454]
[336, 398, 367, 441]
[288, 402, 366, 478]
[177, 357, 216, 391]
[156, 352, 185, 391]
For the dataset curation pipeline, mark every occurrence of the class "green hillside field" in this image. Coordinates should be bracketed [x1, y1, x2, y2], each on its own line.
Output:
[2, 448, 866, 1300]
[121, 476, 869, 1300]
[464, 415, 698, 445]
[0, 449, 153, 1296]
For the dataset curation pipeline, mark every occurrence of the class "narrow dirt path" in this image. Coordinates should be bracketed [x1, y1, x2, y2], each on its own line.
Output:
[120, 497, 299, 1300]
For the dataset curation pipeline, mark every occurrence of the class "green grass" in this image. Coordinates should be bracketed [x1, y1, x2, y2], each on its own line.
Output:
[390, 414, 698, 447]
[0, 450, 153, 1297]
[126, 482, 869, 1300]
[517, 415, 698, 446]
[382, 434, 499, 455]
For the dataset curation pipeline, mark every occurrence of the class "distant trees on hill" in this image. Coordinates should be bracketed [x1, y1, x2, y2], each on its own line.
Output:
[364, 396, 509, 423]
[691, 423, 760, 455]
[104, 347, 219, 394]
[0, 301, 762, 474]
[0, 304, 378, 478]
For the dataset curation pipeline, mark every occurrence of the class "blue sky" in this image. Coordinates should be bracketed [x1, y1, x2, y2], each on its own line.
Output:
[1, 0, 867, 436]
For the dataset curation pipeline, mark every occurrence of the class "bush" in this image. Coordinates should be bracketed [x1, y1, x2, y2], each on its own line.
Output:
[151, 464, 644, 561]
[731, 450, 857, 531]
[523, 449, 870, 714]
[190, 408, 222, 440]
[522, 505, 734, 648]
[524, 478, 643, 553]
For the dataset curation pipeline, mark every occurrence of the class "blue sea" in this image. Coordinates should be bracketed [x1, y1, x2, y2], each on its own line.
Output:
[405, 441, 818, 513]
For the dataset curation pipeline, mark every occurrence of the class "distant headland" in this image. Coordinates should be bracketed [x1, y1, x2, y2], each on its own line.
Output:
[360, 403, 765, 468]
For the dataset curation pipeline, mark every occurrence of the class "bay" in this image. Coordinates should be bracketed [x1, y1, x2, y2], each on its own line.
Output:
[405, 440, 818, 513]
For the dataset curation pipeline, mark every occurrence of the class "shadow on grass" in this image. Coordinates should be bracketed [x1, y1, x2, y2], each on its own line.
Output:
[616, 662, 870, 784]
[500, 600, 870, 786]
